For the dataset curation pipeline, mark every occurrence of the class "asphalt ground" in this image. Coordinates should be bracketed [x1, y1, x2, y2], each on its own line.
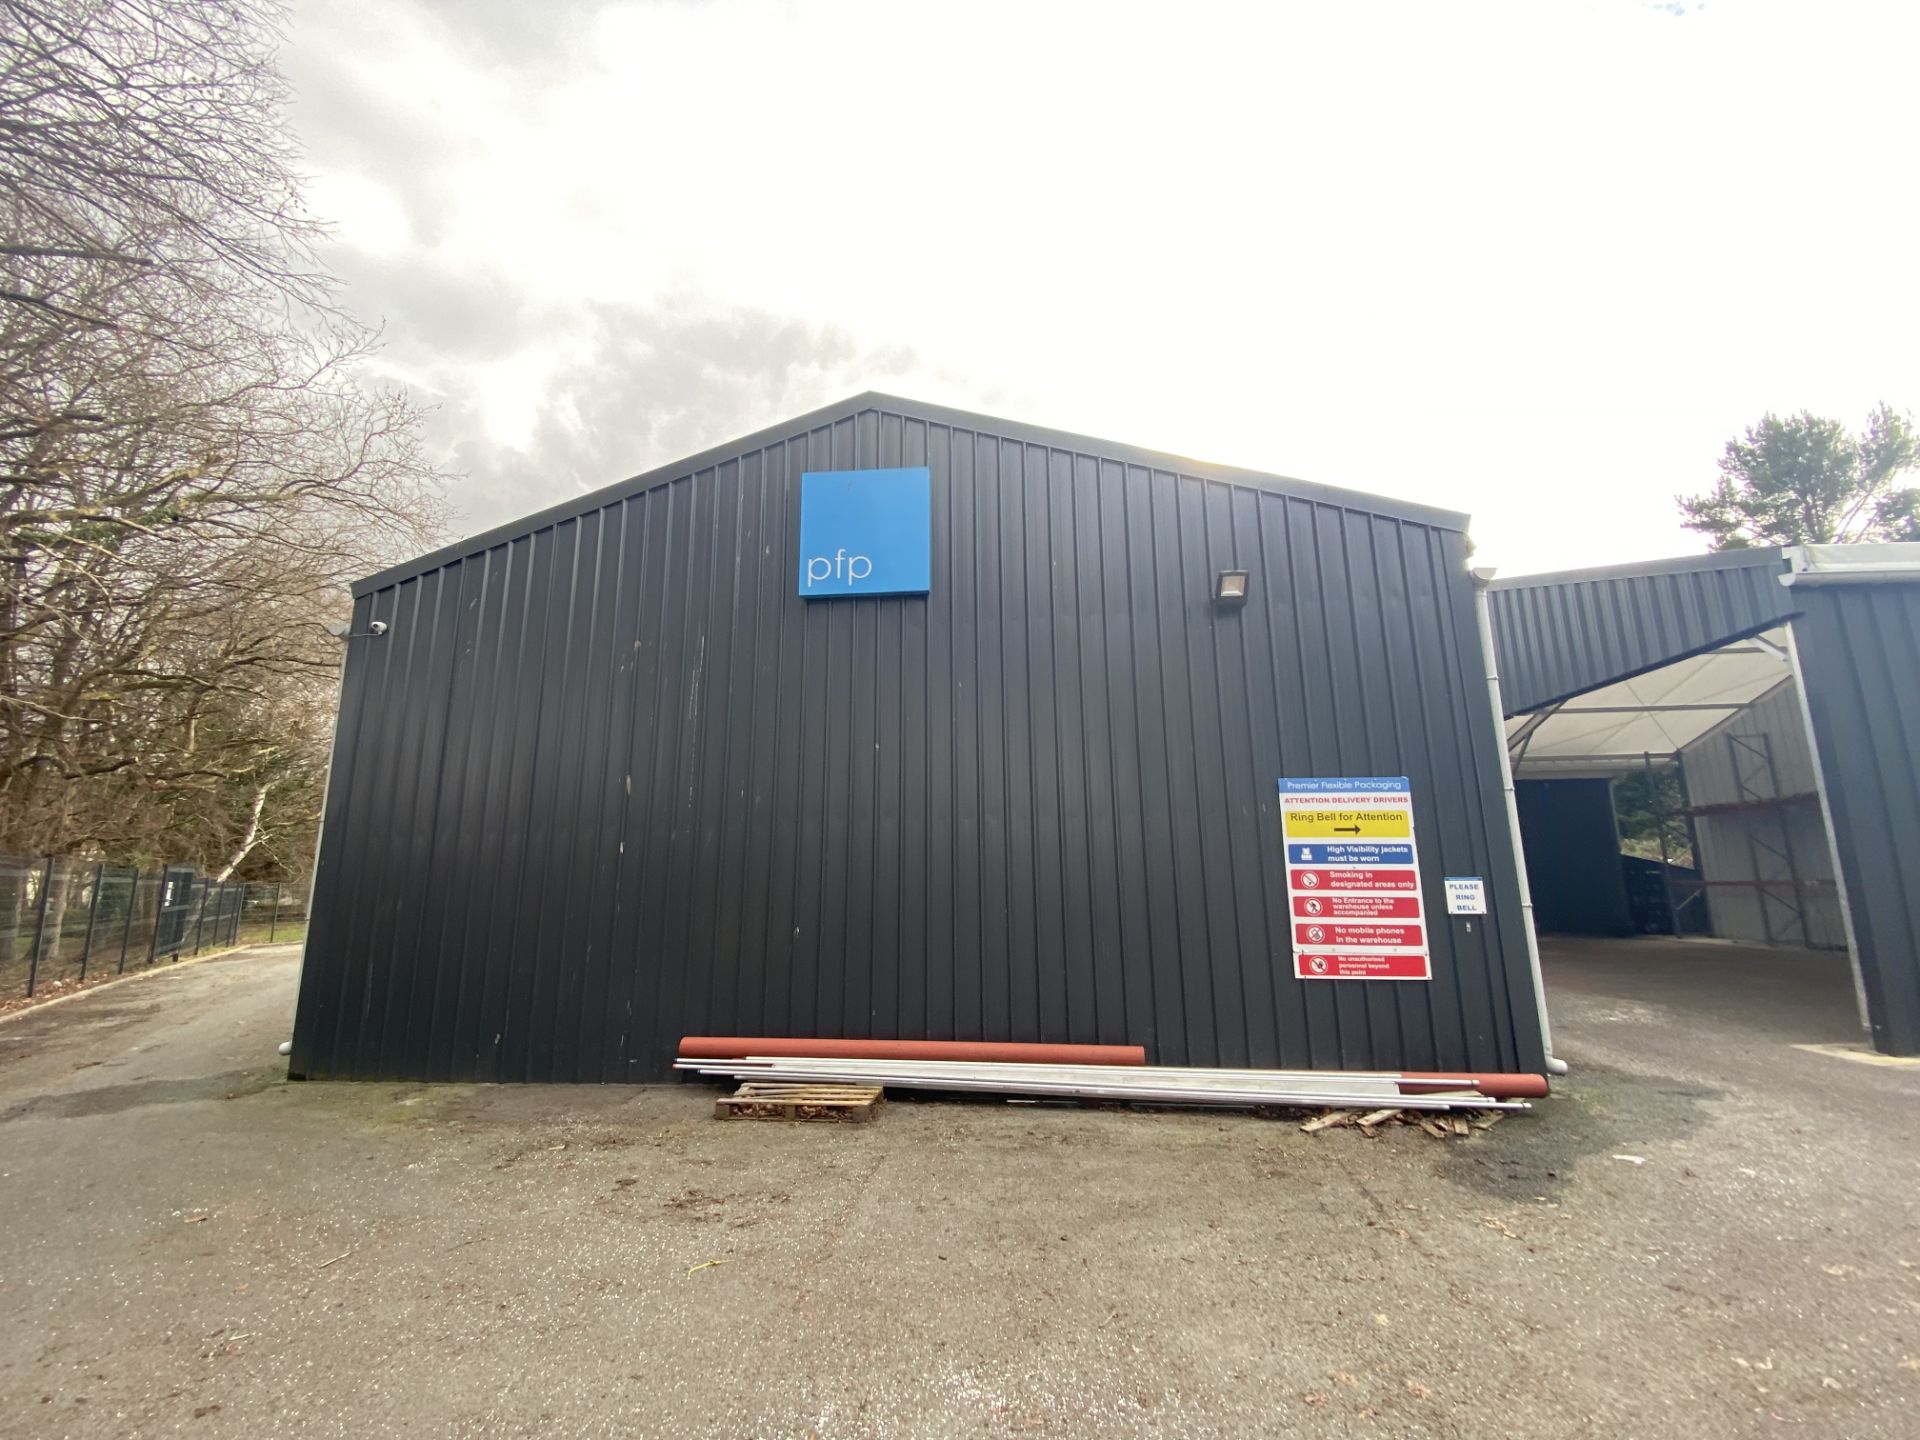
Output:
[0, 936, 1915, 1439]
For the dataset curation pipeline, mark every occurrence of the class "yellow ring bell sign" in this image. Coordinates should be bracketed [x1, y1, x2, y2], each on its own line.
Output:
[1282, 806, 1412, 840]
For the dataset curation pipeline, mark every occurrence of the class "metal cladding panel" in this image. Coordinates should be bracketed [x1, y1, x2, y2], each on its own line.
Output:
[1790, 582, 1920, 1055]
[1489, 550, 1796, 716]
[1514, 779, 1634, 937]
[290, 398, 1545, 1082]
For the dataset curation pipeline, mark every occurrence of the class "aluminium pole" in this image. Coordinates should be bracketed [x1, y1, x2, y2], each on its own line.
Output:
[1674, 753, 1705, 934]
[1647, 751, 1679, 937]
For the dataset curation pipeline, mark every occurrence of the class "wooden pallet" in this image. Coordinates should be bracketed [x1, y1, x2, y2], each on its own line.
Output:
[714, 1082, 884, 1123]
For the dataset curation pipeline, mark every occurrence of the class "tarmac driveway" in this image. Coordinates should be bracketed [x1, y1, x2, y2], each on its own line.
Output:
[0, 939, 1916, 1439]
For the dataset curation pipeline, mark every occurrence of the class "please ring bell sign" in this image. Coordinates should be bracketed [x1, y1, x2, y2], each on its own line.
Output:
[1281, 777, 1432, 980]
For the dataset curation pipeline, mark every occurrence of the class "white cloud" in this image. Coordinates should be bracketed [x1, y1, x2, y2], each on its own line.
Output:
[306, 174, 415, 256]
[286, 0, 1920, 573]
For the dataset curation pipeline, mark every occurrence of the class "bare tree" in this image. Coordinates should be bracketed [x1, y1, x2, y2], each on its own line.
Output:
[0, 0, 443, 869]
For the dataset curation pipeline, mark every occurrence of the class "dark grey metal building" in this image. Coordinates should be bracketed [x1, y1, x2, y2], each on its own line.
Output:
[1489, 545, 1920, 1056]
[290, 393, 1549, 1083]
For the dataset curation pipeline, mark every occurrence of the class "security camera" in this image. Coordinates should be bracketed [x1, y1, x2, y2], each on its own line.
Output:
[368, 620, 388, 636]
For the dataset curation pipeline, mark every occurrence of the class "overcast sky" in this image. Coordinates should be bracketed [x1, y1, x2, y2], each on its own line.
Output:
[283, 0, 1918, 576]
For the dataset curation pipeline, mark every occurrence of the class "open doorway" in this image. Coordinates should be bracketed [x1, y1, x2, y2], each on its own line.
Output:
[1506, 627, 1845, 952]
[1503, 627, 1864, 1045]
[1488, 545, 1920, 1056]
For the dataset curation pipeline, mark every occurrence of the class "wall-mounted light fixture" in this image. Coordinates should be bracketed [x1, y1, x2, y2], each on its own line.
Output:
[1214, 570, 1250, 607]
[325, 619, 389, 640]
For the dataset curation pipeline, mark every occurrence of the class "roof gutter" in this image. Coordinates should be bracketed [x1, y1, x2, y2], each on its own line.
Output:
[1779, 543, 1920, 587]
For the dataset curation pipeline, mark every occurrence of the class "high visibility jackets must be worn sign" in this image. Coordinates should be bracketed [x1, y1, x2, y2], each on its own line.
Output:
[1280, 777, 1432, 981]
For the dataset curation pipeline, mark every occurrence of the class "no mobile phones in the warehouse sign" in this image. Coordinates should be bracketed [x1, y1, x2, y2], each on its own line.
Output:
[1280, 777, 1432, 981]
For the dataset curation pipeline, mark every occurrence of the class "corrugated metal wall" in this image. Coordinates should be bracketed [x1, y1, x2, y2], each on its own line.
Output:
[1678, 681, 1846, 951]
[290, 395, 1546, 1082]
[1489, 551, 1795, 715]
[1514, 780, 1634, 936]
[1790, 582, 1920, 1054]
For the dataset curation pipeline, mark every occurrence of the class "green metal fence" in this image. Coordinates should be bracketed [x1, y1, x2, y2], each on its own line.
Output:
[0, 858, 305, 1003]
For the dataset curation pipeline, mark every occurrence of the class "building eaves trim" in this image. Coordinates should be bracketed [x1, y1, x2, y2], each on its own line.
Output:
[1780, 542, 1920, 587]
[353, 390, 1472, 597]
[1489, 547, 1789, 592]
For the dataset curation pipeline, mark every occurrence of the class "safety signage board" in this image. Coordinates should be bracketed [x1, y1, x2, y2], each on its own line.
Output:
[1291, 894, 1421, 919]
[1282, 806, 1411, 839]
[1295, 952, 1430, 980]
[1293, 920, 1426, 948]
[1280, 777, 1431, 981]
[1289, 867, 1419, 894]
[1444, 877, 1487, 915]
[1287, 842, 1414, 866]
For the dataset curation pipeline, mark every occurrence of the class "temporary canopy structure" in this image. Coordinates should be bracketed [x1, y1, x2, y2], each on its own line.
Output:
[1504, 628, 1793, 777]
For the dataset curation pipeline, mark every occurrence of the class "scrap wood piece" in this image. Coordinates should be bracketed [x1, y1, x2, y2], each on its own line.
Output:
[1469, 1111, 1505, 1131]
[1300, 1110, 1358, 1134]
[1357, 1107, 1402, 1136]
[714, 1082, 883, 1123]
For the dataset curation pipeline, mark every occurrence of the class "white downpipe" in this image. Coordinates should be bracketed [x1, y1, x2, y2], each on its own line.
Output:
[1471, 568, 1566, 1076]
[289, 606, 359, 1051]
[304, 631, 354, 929]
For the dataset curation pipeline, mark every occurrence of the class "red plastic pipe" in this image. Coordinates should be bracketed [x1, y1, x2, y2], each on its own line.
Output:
[1399, 1072, 1550, 1099]
[678, 1036, 1148, 1066]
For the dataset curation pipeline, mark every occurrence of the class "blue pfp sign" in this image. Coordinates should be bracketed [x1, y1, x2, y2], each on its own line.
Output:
[797, 467, 931, 598]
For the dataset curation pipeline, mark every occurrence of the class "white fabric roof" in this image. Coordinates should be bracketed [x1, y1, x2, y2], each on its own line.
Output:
[1507, 628, 1795, 777]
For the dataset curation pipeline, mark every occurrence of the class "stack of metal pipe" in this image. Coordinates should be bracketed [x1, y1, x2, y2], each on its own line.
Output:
[676, 1038, 1539, 1113]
